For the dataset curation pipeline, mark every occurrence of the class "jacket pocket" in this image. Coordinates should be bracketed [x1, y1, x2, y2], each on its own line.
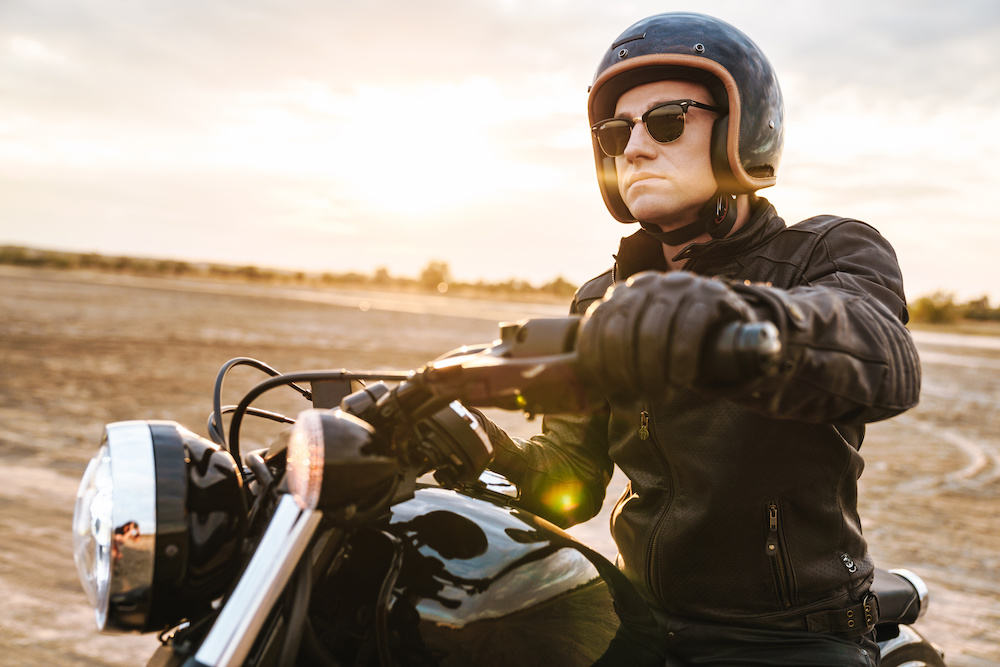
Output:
[766, 500, 797, 608]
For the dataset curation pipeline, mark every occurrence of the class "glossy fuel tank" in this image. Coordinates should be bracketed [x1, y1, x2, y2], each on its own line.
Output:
[320, 484, 652, 666]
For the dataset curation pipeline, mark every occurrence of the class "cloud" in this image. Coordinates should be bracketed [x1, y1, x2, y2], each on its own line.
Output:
[757, 0, 1000, 106]
[0, 0, 997, 298]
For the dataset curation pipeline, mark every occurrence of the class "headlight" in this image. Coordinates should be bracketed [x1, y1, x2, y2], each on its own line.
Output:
[73, 444, 116, 620]
[73, 420, 245, 633]
[74, 422, 160, 631]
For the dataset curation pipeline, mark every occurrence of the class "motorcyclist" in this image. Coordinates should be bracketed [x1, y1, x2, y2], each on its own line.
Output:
[474, 12, 921, 666]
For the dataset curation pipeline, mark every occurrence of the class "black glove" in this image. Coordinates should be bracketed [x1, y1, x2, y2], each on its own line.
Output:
[576, 271, 757, 397]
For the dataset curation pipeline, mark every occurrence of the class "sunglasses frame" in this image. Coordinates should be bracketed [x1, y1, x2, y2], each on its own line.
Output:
[591, 99, 721, 157]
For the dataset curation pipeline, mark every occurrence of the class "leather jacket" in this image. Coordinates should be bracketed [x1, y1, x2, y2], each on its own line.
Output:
[481, 198, 921, 632]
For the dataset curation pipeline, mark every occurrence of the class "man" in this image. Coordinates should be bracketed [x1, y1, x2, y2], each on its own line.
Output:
[476, 12, 920, 666]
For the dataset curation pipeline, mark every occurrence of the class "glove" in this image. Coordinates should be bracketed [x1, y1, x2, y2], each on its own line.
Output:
[576, 271, 757, 397]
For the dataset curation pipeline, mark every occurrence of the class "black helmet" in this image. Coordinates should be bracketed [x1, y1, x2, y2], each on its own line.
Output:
[588, 12, 784, 225]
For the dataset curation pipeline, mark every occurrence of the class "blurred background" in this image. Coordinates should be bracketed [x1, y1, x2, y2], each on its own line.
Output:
[1, 0, 998, 301]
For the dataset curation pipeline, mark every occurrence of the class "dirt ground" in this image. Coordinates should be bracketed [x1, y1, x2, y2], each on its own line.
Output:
[1, 266, 997, 666]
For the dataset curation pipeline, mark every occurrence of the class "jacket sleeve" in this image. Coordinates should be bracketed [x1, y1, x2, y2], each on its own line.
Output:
[721, 218, 921, 424]
[472, 280, 616, 529]
[476, 410, 614, 529]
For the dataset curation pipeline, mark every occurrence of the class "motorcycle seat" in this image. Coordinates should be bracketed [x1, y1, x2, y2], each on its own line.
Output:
[872, 567, 926, 627]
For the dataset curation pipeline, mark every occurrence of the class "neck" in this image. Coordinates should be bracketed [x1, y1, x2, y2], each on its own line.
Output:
[660, 195, 752, 270]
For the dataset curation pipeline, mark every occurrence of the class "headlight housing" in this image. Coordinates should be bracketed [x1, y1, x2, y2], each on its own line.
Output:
[286, 408, 396, 511]
[73, 420, 246, 632]
[286, 400, 493, 512]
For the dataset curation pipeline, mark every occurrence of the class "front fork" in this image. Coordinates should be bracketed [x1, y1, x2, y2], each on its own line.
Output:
[184, 495, 322, 667]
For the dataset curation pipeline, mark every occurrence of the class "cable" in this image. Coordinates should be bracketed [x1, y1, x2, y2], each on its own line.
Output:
[207, 405, 296, 446]
[227, 370, 411, 480]
[210, 357, 313, 446]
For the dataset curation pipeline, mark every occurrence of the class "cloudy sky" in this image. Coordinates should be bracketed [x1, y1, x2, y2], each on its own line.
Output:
[2, 0, 998, 301]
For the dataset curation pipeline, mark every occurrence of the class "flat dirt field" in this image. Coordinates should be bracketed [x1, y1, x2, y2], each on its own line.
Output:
[1, 266, 998, 666]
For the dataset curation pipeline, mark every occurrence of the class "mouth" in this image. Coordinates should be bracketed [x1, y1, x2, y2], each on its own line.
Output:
[624, 173, 659, 189]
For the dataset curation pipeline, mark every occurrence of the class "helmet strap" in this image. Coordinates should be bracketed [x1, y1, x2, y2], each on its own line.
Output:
[638, 192, 738, 246]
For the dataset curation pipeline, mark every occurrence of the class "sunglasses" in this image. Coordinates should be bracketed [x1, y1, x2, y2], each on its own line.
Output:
[591, 99, 721, 157]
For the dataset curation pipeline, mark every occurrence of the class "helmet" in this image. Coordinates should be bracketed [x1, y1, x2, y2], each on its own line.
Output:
[588, 13, 784, 224]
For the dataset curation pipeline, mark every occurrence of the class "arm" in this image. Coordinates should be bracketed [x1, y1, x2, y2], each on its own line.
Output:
[727, 220, 921, 423]
[476, 411, 614, 528]
[471, 282, 616, 529]
[577, 220, 921, 425]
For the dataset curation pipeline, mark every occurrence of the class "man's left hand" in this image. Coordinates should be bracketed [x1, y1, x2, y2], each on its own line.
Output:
[576, 271, 757, 397]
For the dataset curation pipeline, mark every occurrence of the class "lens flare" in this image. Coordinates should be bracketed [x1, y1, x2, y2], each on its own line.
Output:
[542, 482, 585, 516]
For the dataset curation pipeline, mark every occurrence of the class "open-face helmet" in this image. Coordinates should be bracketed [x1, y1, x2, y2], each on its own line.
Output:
[588, 13, 784, 229]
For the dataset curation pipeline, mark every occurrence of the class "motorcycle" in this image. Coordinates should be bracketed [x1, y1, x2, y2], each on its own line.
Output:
[72, 316, 946, 666]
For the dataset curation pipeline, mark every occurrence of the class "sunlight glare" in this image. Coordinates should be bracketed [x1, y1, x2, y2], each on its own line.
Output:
[202, 78, 570, 218]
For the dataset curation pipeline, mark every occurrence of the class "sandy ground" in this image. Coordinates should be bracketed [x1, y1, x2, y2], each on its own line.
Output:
[0, 266, 997, 666]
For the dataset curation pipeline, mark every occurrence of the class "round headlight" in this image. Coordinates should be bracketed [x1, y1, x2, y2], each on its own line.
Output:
[73, 420, 245, 633]
[73, 421, 158, 631]
[73, 445, 114, 617]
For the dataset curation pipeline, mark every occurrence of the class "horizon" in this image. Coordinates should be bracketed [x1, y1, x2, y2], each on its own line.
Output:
[6, 244, 998, 313]
[1, 1, 998, 301]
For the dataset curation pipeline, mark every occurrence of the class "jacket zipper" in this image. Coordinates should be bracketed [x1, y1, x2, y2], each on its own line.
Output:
[766, 501, 796, 608]
[641, 404, 674, 598]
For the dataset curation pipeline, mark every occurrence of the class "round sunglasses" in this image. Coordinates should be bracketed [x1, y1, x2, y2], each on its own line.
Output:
[591, 99, 721, 157]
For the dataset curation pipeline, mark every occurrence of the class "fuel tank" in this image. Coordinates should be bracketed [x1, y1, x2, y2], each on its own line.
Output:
[317, 484, 654, 666]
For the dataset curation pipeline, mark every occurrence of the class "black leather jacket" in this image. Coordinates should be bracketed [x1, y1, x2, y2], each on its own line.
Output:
[481, 198, 921, 631]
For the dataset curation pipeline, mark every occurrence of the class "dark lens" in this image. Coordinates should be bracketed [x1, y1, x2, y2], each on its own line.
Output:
[644, 104, 684, 143]
[595, 120, 631, 157]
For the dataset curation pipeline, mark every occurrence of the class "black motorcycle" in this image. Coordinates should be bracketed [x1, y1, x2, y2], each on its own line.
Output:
[72, 317, 945, 666]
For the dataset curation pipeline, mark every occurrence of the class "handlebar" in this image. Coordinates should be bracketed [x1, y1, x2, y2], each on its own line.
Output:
[385, 316, 783, 423]
[224, 316, 783, 463]
[703, 320, 783, 385]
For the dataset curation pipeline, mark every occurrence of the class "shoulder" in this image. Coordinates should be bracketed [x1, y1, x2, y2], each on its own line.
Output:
[572, 269, 614, 315]
[764, 214, 898, 262]
[789, 216, 907, 306]
[786, 215, 887, 242]
[737, 211, 903, 290]
[786, 215, 900, 260]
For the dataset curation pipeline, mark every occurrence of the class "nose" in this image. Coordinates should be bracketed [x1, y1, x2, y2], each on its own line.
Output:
[620, 118, 657, 161]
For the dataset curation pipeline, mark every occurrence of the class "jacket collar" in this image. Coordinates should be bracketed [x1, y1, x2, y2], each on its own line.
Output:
[614, 197, 786, 281]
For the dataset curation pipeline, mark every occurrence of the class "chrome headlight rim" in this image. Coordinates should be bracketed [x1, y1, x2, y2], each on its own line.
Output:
[73, 420, 189, 632]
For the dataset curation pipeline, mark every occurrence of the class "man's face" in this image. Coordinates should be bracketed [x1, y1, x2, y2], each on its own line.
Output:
[614, 80, 719, 230]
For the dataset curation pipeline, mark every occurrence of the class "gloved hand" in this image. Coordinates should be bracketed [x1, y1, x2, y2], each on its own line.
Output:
[576, 271, 757, 397]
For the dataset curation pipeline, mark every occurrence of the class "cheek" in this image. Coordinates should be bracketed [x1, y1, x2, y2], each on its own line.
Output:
[614, 157, 628, 199]
[693, 154, 719, 191]
[687, 125, 719, 183]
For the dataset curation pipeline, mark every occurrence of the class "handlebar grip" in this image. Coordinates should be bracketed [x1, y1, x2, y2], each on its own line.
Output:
[703, 320, 782, 385]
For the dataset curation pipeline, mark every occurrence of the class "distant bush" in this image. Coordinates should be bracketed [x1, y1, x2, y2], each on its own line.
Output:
[962, 296, 1000, 322]
[909, 291, 961, 324]
[908, 292, 1000, 324]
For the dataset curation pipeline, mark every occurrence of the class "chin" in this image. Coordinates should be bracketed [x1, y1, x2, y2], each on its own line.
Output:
[627, 196, 707, 230]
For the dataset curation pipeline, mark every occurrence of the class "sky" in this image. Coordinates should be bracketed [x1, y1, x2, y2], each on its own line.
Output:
[1, 0, 999, 301]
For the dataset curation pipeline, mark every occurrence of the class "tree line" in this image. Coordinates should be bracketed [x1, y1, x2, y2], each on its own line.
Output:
[0, 245, 577, 301]
[908, 291, 1000, 324]
[3, 245, 997, 321]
